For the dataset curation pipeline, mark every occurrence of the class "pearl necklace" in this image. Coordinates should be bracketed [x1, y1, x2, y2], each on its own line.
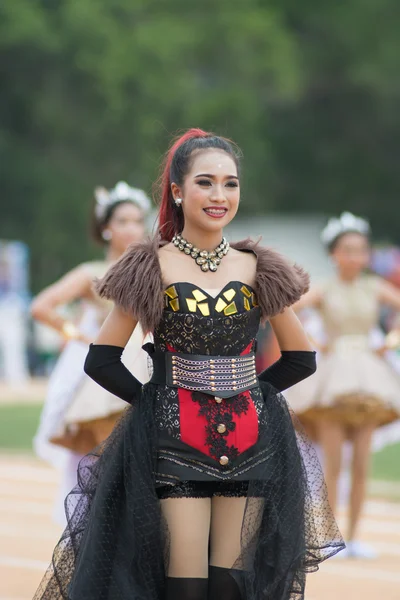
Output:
[172, 234, 230, 272]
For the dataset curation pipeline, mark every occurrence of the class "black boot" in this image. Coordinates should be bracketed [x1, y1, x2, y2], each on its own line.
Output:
[165, 576, 208, 600]
[208, 566, 243, 599]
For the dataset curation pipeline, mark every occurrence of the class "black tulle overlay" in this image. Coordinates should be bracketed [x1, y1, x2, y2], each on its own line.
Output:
[34, 282, 344, 600]
[34, 383, 344, 600]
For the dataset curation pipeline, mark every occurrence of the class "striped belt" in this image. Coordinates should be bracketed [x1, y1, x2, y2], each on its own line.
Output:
[148, 349, 258, 398]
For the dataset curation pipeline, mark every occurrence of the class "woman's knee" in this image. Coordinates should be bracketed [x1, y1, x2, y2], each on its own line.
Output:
[351, 455, 370, 481]
[324, 453, 342, 481]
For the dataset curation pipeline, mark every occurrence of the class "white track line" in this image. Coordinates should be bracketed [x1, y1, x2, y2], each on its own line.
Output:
[321, 562, 400, 584]
[362, 500, 400, 519]
[336, 517, 400, 537]
[0, 555, 48, 571]
[0, 482, 57, 500]
[0, 523, 61, 540]
[0, 500, 52, 516]
[0, 466, 58, 484]
[366, 541, 400, 557]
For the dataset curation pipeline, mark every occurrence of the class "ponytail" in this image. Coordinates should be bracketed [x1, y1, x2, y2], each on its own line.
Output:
[156, 128, 241, 242]
[157, 129, 209, 242]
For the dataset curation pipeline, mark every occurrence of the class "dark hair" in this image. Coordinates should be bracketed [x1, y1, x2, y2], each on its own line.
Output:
[90, 199, 139, 245]
[327, 230, 370, 254]
[157, 128, 241, 242]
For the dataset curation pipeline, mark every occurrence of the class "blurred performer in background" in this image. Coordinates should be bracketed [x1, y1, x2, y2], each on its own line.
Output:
[31, 182, 151, 523]
[0, 242, 30, 386]
[288, 212, 400, 559]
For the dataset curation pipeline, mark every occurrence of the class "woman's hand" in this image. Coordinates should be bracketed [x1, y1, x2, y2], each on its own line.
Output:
[58, 321, 94, 346]
[384, 328, 400, 351]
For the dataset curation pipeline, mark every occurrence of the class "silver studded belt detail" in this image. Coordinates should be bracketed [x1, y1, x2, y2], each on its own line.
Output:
[163, 351, 258, 398]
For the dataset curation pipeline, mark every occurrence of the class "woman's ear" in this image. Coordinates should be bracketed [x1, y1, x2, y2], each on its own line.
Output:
[170, 182, 181, 201]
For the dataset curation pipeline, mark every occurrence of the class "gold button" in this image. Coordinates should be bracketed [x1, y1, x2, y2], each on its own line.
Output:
[211, 386, 216, 391]
[215, 396, 222, 404]
[219, 455, 229, 466]
[217, 423, 226, 434]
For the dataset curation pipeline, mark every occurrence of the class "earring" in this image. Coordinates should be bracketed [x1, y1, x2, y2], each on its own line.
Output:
[175, 198, 182, 207]
[102, 229, 112, 241]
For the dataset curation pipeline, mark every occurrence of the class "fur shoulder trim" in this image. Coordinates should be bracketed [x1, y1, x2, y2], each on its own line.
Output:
[231, 238, 310, 320]
[96, 238, 164, 333]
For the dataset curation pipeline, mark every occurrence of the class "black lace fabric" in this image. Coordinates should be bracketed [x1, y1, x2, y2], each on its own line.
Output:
[34, 283, 344, 600]
[36, 386, 167, 600]
[154, 308, 260, 356]
[234, 382, 343, 599]
[34, 383, 343, 600]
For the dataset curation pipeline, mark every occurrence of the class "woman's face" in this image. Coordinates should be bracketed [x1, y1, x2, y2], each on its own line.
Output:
[105, 202, 146, 252]
[331, 232, 370, 276]
[173, 149, 240, 234]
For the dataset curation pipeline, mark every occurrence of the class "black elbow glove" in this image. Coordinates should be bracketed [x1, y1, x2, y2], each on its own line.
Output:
[259, 350, 316, 392]
[84, 344, 142, 404]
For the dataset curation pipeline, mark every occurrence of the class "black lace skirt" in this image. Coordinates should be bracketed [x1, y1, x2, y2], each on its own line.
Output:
[34, 382, 344, 600]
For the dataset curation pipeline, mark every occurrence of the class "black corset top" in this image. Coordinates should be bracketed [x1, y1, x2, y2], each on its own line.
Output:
[153, 281, 261, 356]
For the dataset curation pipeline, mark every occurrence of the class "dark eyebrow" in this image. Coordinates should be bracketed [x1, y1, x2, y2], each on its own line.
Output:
[194, 173, 239, 180]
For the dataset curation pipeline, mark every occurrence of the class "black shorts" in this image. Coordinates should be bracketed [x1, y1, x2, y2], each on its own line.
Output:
[156, 480, 249, 500]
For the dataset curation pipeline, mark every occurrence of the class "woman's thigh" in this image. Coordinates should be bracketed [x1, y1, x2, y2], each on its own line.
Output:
[160, 497, 211, 578]
[209, 495, 247, 568]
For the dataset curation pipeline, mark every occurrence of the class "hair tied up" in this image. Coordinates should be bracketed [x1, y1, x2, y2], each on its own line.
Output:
[156, 128, 241, 242]
[157, 129, 210, 242]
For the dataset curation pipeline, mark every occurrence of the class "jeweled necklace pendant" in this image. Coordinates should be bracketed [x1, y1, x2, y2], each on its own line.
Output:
[172, 233, 230, 272]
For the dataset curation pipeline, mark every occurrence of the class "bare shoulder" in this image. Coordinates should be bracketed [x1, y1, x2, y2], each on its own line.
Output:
[158, 242, 177, 267]
[227, 246, 257, 281]
[158, 242, 175, 256]
[228, 246, 257, 265]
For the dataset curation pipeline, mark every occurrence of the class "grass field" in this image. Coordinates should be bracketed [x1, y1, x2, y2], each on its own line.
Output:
[0, 404, 42, 451]
[0, 403, 399, 481]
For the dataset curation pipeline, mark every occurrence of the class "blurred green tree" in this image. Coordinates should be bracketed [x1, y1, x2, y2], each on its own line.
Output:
[0, 0, 399, 290]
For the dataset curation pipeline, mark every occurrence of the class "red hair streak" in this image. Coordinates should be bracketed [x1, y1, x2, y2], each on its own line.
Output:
[158, 128, 210, 242]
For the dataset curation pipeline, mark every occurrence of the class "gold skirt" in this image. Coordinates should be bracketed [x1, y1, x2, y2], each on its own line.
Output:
[50, 411, 124, 454]
[300, 393, 398, 429]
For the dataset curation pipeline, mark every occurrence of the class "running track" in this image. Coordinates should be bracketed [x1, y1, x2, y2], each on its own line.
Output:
[0, 455, 399, 600]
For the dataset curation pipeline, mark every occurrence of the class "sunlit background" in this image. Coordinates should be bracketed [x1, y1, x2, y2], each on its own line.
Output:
[0, 2, 399, 599]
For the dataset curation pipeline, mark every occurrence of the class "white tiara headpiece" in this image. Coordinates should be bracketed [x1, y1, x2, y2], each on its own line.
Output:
[321, 212, 370, 248]
[94, 181, 151, 221]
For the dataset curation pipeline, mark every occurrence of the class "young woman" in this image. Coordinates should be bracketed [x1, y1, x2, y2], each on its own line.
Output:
[34, 129, 344, 600]
[287, 212, 400, 559]
[32, 182, 151, 522]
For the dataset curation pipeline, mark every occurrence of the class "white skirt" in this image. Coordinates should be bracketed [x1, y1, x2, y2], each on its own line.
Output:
[34, 318, 150, 463]
[286, 335, 400, 436]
